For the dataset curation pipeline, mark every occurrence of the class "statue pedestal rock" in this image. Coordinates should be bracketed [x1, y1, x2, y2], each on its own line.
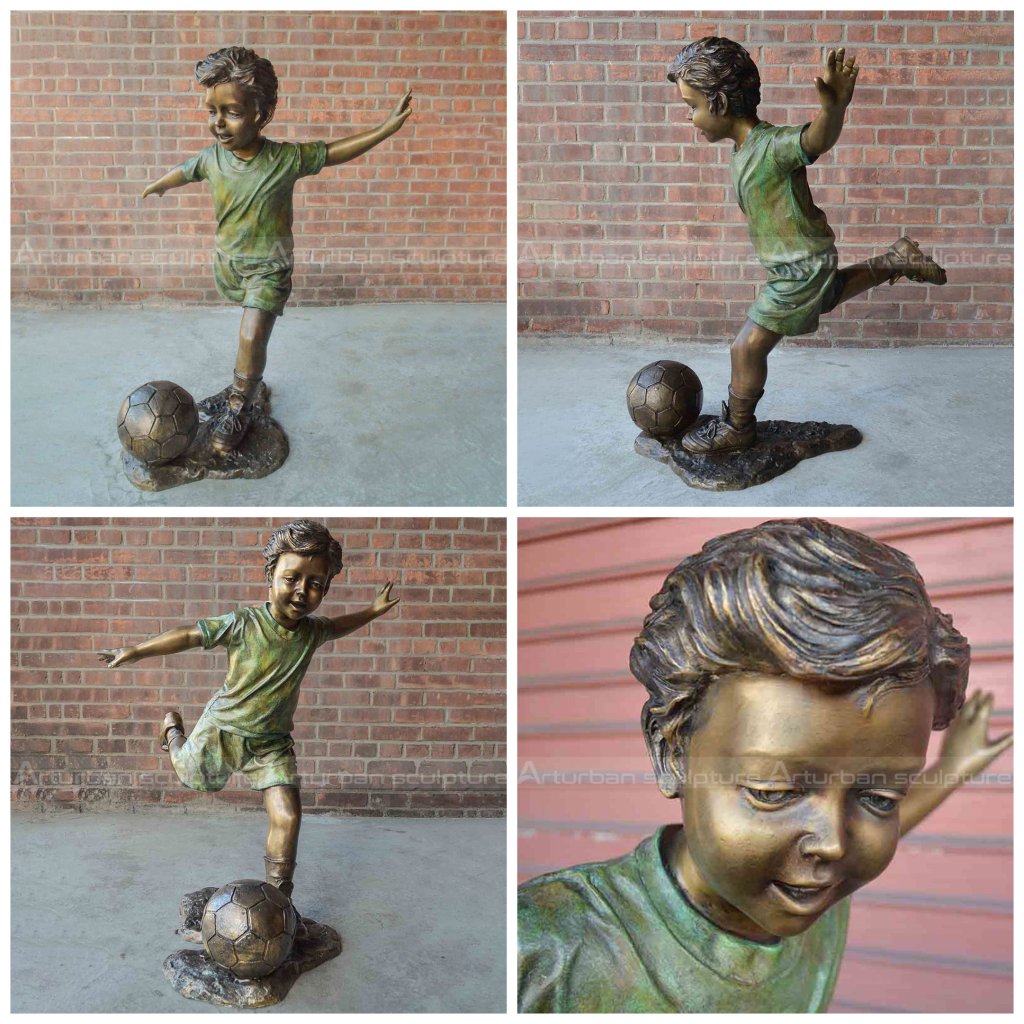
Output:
[635, 416, 862, 490]
[121, 382, 288, 491]
[163, 887, 342, 1009]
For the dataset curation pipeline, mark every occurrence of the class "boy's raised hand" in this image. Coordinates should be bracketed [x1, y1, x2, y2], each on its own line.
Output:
[369, 581, 400, 616]
[387, 88, 413, 129]
[141, 183, 165, 199]
[815, 47, 858, 110]
[939, 690, 1013, 780]
[98, 648, 134, 668]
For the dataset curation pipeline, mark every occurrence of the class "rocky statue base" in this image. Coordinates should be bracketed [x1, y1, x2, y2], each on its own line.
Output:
[122, 382, 288, 492]
[163, 886, 342, 1009]
[635, 417, 862, 491]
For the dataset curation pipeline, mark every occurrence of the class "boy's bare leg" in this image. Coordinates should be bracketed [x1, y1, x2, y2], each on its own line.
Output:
[830, 236, 947, 309]
[263, 784, 301, 897]
[211, 307, 277, 453]
[729, 317, 784, 410]
[680, 318, 782, 455]
[235, 307, 277, 384]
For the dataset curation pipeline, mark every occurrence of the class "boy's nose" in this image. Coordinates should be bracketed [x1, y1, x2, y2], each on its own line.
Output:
[798, 799, 847, 862]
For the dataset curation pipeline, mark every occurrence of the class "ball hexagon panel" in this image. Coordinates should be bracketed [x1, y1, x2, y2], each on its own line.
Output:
[116, 380, 199, 467]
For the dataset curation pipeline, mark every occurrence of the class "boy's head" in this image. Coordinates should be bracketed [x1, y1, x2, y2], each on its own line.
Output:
[263, 520, 343, 627]
[667, 36, 761, 125]
[195, 46, 278, 151]
[630, 519, 969, 940]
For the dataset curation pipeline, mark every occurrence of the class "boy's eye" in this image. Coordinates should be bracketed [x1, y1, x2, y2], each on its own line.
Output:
[743, 786, 799, 808]
[859, 792, 901, 816]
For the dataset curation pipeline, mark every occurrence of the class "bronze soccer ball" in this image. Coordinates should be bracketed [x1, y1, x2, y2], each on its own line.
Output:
[626, 360, 703, 438]
[117, 380, 199, 466]
[201, 879, 298, 979]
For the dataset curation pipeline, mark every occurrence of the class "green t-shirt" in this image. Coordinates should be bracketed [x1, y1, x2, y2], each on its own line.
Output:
[196, 603, 334, 738]
[518, 826, 849, 1013]
[181, 139, 328, 260]
[730, 121, 836, 269]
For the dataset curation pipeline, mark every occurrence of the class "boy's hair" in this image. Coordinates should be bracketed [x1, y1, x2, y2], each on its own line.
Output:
[666, 36, 761, 118]
[630, 519, 969, 753]
[195, 46, 279, 126]
[263, 520, 343, 586]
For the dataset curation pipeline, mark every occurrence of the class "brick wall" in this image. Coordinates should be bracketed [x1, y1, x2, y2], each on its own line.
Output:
[12, 11, 506, 306]
[518, 11, 1012, 345]
[11, 517, 506, 817]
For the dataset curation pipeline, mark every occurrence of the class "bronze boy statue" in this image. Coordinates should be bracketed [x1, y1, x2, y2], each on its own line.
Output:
[142, 47, 412, 453]
[668, 39, 946, 454]
[99, 520, 399, 903]
[518, 520, 1010, 1013]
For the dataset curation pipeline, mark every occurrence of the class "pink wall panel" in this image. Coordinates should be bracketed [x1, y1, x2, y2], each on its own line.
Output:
[518, 516, 1012, 1013]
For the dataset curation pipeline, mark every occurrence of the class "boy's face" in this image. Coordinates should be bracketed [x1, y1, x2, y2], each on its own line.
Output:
[676, 81, 732, 143]
[204, 82, 263, 156]
[672, 672, 933, 942]
[268, 552, 331, 629]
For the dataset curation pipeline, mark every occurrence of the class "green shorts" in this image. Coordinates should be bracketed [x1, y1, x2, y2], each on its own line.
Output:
[748, 249, 842, 337]
[213, 251, 293, 318]
[170, 714, 299, 792]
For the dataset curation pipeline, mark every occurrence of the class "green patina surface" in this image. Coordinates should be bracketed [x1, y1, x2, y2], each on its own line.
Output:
[731, 122, 839, 336]
[181, 139, 327, 260]
[195, 603, 333, 737]
[518, 826, 849, 1013]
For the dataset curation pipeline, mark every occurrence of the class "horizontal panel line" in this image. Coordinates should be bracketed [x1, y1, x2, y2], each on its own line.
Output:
[844, 944, 1011, 977]
[517, 517, 647, 544]
[830, 998, 912, 1013]
[518, 517, 1010, 550]
[518, 821, 1013, 851]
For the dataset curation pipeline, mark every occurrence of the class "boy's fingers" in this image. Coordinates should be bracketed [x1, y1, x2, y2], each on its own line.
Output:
[990, 732, 1013, 755]
[826, 48, 836, 68]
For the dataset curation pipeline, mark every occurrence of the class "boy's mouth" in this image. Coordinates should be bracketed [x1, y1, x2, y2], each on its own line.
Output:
[771, 880, 835, 911]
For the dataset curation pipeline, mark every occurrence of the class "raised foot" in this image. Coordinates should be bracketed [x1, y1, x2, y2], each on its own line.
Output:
[887, 236, 947, 286]
[160, 710, 185, 752]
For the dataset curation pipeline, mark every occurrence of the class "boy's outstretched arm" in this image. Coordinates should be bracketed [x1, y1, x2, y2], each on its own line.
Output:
[142, 166, 190, 199]
[323, 88, 412, 168]
[326, 582, 400, 639]
[98, 626, 203, 668]
[801, 47, 858, 159]
[899, 691, 1012, 836]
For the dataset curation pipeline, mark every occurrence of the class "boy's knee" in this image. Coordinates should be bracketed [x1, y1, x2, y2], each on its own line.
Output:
[732, 328, 776, 360]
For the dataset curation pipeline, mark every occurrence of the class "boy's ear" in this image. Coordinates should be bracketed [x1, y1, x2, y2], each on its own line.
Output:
[642, 705, 685, 799]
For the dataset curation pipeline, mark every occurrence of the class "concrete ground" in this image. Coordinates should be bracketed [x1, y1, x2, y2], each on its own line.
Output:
[11, 809, 505, 1013]
[12, 304, 506, 507]
[518, 339, 1012, 506]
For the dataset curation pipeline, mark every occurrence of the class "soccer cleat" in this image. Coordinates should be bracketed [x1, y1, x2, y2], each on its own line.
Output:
[210, 392, 251, 454]
[679, 402, 756, 455]
[886, 236, 947, 286]
[160, 711, 185, 751]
